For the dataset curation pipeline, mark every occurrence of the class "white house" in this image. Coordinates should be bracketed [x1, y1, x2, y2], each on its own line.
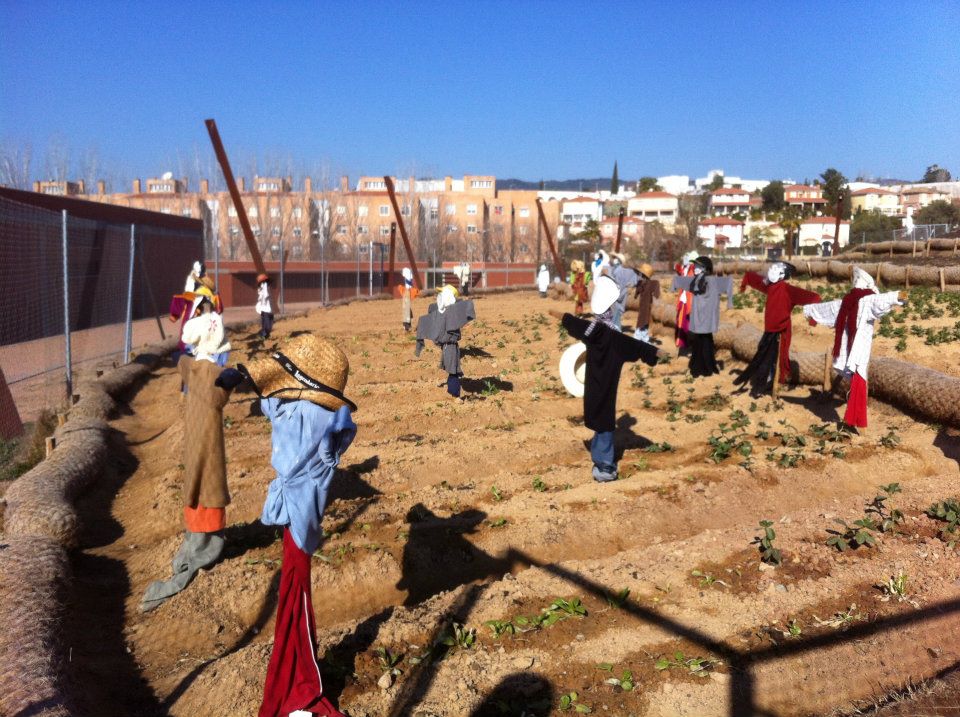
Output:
[694, 169, 771, 193]
[709, 187, 756, 215]
[798, 217, 850, 252]
[656, 175, 692, 195]
[784, 184, 828, 212]
[560, 196, 603, 231]
[850, 187, 899, 216]
[627, 191, 679, 224]
[697, 216, 745, 250]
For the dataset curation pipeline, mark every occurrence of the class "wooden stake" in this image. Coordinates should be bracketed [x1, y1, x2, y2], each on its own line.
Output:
[772, 339, 782, 400]
[57, 412, 66, 427]
[940, 268, 946, 293]
[823, 351, 832, 391]
[45, 436, 56, 458]
[905, 266, 910, 289]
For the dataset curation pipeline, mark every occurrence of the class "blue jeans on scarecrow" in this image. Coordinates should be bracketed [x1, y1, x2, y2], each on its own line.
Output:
[611, 305, 624, 332]
[590, 430, 616, 482]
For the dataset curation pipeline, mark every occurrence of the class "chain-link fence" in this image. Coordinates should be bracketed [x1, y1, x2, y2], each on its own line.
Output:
[0, 191, 202, 431]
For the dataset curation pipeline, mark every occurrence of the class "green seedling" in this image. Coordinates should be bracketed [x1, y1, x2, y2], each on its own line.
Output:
[602, 668, 635, 692]
[691, 569, 728, 588]
[643, 441, 674, 453]
[491, 485, 504, 502]
[483, 619, 517, 638]
[558, 691, 591, 713]
[865, 483, 904, 533]
[877, 571, 916, 605]
[925, 498, 960, 546]
[375, 646, 403, 675]
[753, 520, 782, 565]
[632, 457, 649, 472]
[605, 587, 630, 609]
[879, 426, 902, 448]
[786, 619, 802, 637]
[532, 476, 547, 492]
[437, 622, 476, 650]
[488, 518, 508, 528]
[826, 517, 878, 551]
[654, 651, 714, 677]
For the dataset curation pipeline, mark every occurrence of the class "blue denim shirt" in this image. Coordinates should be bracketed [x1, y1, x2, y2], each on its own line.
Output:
[259, 398, 357, 555]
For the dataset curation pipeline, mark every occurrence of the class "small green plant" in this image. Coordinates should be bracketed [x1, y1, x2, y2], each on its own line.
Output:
[558, 691, 591, 713]
[605, 587, 630, 609]
[532, 476, 547, 492]
[752, 520, 782, 565]
[877, 572, 912, 603]
[643, 441, 674, 453]
[654, 651, 714, 677]
[600, 666, 635, 692]
[691, 569, 728, 588]
[481, 379, 502, 396]
[488, 518, 508, 528]
[483, 619, 517, 638]
[814, 604, 860, 628]
[491, 485, 504, 502]
[701, 387, 730, 411]
[879, 427, 902, 448]
[375, 646, 403, 674]
[632, 457, 649, 472]
[865, 483, 904, 533]
[826, 517, 878, 551]
[786, 619, 802, 637]
[925, 498, 960, 546]
[438, 622, 476, 650]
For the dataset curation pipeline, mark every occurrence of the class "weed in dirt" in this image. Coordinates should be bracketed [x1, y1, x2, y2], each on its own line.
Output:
[826, 517, 878, 551]
[598, 665, 635, 693]
[925, 498, 960, 546]
[558, 691, 591, 713]
[877, 572, 917, 606]
[375, 646, 403, 675]
[654, 651, 715, 678]
[786, 619, 802, 637]
[631, 457, 649, 473]
[879, 426, 902, 448]
[643, 441, 674, 453]
[707, 411, 754, 467]
[701, 387, 730, 411]
[488, 518, 508, 528]
[752, 520, 783, 566]
[491, 485, 504, 501]
[691, 569, 728, 588]
[810, 421, 852, 458]
[0, 410, 56, 482]
[605, 587, 631, 609]
[684, 412, 705, 423]
[532, 476, 547, 492]
[865, 483, 904, 534]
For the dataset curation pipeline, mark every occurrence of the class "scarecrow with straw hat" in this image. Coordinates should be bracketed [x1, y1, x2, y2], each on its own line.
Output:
[734, 261, 821, 397]
[169, 278, 223, 356]
[569, 259, 591, 316]
[671, 256, 733, 378]
[632, 263, 659, 343]
[804, 267, 905, 429]
[240, 333, 357, 717]
[256, 273, 275, 339]
[398, 266, 419, 332]
[140, 312, 238, 613]
[561, 274, 659, 482]
[414, 285, 475, 399]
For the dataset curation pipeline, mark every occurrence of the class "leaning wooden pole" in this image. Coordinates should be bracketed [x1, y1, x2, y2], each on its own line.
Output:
[614, 206, 625, 253]
[204, 119, 266, 275]
[386, 222, 397, 293]
[536, 198, 565, 280]
[383, 176, 422, 290]
[832, 191, 844, 256]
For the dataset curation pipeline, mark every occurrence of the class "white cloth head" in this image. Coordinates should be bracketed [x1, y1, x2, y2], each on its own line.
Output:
[437, 285, 457, 313]
[593, 250, 610, 272]
[693, 264, 704, 276]
[192, 260, 202, 275]
[682, 250, 698, 267]
[182, 312, 230, 361]
[540, 264, 547, 272]
[402, 267, 413, 282]
[591, 275, 620, 315]
[767, 263, 786, 284]
[852, 266, 877, 292]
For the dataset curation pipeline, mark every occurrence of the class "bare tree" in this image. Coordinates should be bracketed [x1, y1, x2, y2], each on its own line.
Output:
[43, 134, 71, 182]
[0, 139, 33, 189]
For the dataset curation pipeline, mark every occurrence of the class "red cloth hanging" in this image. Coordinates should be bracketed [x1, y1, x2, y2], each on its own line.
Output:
[832, 288, 874, 359]
[843, 373, 869, 428]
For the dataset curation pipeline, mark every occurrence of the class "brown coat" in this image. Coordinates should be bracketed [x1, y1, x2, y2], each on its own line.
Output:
[634, 278, 661, 327]
[179, 358, 231, 509]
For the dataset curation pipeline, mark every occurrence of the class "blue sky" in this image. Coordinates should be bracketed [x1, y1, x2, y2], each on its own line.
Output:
[2, 0, 959, 186]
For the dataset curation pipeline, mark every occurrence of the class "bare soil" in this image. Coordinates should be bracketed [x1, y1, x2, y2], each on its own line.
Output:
[66, 287, 960, 717]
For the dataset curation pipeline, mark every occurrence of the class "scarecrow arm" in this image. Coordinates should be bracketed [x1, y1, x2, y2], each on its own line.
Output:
[215, 368, 246, 390]
[561, 313, 589, 341]
[740, 271, 768, 294]
[787, 284, 821, 307]
[672, 276, 694, 292]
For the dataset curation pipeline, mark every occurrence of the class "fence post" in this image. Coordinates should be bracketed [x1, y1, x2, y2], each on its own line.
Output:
[124, 224, 136, 363]
[61, 210, 72, 402]
[368, 240, 373, 297]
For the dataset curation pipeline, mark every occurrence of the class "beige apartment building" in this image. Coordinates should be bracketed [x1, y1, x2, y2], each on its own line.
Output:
[57, 174, 560, 264]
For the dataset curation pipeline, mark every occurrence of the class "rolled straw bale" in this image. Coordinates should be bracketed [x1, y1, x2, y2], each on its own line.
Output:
[548, 282, 573, 300]
[0, 535, 72, 717]
[879, 263, 907, 285]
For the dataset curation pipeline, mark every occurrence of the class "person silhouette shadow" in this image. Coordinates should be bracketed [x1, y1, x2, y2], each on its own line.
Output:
[468, 672, 553, 717]
[396, 503, 514, 607]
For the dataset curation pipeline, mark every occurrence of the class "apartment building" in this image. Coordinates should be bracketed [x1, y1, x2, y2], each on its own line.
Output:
[798, 217, 850, 252]
[708, 187, 756, 216]
[784, 184, 827, 211]
[599, 216, 645, 243]
[850, 187, 899, 216]
[627, 191, 679, 224]
[697, 216, 745, 249]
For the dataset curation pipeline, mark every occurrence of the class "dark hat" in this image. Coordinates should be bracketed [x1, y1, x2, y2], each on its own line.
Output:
[693, 256, 714, 274]
[779, 261, 798, 279]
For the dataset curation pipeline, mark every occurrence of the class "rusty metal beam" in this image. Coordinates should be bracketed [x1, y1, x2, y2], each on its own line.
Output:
[204, 119, 266, 275]
[383, 176, 422, 290]
[614, 206, 625, 253]
[386, 221, 397, 293]
[832, 192, 844, 256]
[536, 198, 564, 279]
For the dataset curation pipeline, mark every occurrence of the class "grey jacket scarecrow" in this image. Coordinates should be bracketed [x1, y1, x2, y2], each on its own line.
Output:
[414, 300, 476, 375]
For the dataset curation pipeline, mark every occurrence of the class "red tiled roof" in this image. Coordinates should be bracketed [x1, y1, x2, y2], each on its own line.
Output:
[562, 196, 601, 203]
[710, 188, 751, 195]
[802, 217, 850, 224]
[632, 191, 677, 199]
[901, 186, 946, 195]
[700, 216, 744, 226]
[711, 199, 753, 205]
[850, 187, 896, 196]
[784, 184, 820, 192]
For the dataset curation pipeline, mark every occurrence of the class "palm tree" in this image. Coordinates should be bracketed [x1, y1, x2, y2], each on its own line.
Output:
[779, 208, 802, 259]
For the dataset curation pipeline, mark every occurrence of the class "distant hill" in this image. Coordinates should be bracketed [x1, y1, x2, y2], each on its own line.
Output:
[497, 178, 614, 191]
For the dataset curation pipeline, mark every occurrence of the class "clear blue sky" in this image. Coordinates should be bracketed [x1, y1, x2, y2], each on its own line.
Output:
[2, 0, 959, 186]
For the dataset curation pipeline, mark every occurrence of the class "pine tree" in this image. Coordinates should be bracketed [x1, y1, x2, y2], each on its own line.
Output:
[611, 161, 619, 195]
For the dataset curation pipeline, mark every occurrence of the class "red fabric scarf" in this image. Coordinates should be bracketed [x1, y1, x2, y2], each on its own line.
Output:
[833, 288, 875, 359]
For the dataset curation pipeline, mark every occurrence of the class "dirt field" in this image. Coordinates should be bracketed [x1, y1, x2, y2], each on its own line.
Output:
[66, 285, 960, 717]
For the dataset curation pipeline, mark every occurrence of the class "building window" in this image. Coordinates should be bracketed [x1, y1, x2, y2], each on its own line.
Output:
[379, 205, 390, 216]
[445, 204, 456, 215]
[401, 203, 412, 216]
[228, 206, 237, 217]
[470, 179, 492, 189]
[257, 181, 280, 191]
[293, 206, 303, 219]
[364, 180, 386, 190]
[253, 226, 261, 236]
[519, 207, 529, 217]
[466, 224, 477, 234]
[160, 207, 172, 214]
[336, 205, 346, 215]
[358, 205, 368, 217]
[519, 243, 529, 253]
[248, 206, 258, 218]
[430, 207, 439, 220]
[447, 224, 458, 233]
[493, 205, 503, 216]
[292, 245, 303, 257]
[519, 226, 528, 236]
[466, 204, 477, 215]
[380, 226, 390, 236]
[357, 225, 368, 234]
[293, 227, 302, 237]
[271, 226, 281, 237]
[229, 226, 239, 235]
[270, 206, 281, 218]
[336, 224, 347, 234]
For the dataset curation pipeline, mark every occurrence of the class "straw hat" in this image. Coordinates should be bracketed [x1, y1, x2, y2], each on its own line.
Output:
[638, 263, 654, 278]
[200, 275, 217, 292]
[559, 342, 587, 398]
[256, 273, 270, 284]
[242, 333, 355, 411]
[571, 259, 585, 273]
